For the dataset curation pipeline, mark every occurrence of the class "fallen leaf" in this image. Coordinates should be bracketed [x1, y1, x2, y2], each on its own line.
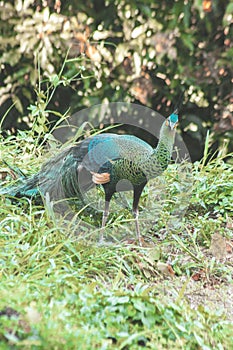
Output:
[123, 237, 146, 246]
[209, 233, 227, 260]
[226, 241, 233, 254]
[226, 215, 233, 230]
[157, 262, 175, 277]
[192, 269, 205, 281]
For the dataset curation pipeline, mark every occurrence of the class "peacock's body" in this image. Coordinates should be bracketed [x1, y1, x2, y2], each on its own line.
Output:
[1, 110, 179, 245]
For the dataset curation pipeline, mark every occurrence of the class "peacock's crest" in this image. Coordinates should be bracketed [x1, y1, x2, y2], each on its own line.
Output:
[169, 112, 178, 124]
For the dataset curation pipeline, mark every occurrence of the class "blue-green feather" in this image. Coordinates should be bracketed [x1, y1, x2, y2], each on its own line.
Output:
[169, 113, 178, 124]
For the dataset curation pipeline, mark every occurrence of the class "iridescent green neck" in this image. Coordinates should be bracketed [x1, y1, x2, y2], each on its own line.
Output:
[155, 121, 176, 156]
[142, 120, 176, 178]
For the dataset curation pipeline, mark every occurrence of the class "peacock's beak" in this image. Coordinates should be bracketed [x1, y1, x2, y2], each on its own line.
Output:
[169, 120, 178, 130]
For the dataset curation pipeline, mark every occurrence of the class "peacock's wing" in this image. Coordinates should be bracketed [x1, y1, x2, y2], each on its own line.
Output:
[72, 133, 153, 173]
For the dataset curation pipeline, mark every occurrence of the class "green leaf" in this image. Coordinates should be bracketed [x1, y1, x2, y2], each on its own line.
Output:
[50, 74, 60, 87]
[12, 95, 23, 114]
[181, 33, 194, 51]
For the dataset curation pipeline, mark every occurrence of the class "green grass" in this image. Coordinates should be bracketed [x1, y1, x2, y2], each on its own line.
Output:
[0, 130, 233, 349]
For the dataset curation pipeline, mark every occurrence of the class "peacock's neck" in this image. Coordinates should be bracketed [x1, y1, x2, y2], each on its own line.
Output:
[156, 128, 176, 157]
[142, 123, 176, 179]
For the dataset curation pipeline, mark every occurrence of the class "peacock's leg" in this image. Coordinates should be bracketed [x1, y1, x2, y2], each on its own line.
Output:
[133, 184, 146, 246]
[100, 190, 114, 243]
[101, 200, 110, 228]
[133, 208, 141, 245]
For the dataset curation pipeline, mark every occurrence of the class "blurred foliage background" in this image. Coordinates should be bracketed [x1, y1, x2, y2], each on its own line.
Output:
[0, 0, 232, 161]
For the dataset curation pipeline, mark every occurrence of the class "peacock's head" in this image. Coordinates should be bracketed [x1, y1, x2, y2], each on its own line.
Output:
[166, 109, 179, 130]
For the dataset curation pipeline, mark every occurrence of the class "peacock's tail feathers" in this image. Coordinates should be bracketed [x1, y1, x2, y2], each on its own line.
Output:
[0, 174, 40, 199]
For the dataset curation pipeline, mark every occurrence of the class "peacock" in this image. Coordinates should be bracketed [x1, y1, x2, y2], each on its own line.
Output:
[1, 108, 179, 245]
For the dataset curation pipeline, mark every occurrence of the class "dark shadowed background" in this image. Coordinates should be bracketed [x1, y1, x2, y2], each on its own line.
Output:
[0, 0, 232, 161]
